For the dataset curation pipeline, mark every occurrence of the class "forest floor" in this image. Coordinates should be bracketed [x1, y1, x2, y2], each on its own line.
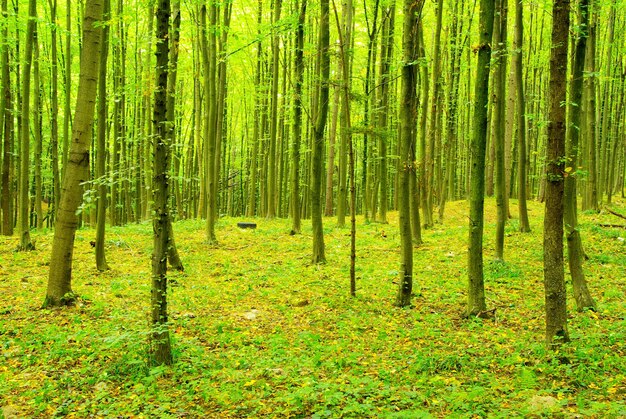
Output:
[1, 197, 625, 418]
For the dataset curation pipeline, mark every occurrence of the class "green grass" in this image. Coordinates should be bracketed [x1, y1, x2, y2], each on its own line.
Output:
[0, 198, 625, 417]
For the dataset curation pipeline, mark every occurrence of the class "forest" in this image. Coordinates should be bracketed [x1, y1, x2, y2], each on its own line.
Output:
[0, 0, 625, 416]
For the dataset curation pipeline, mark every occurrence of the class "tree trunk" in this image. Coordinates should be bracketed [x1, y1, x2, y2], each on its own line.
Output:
[513, 0, 531, 232]
[165, 0, 183, 271]
[493, 0, 508, 261]
[150, 0, 174, 366]
[45, 0, 104, 307]
[33, 27, 43, 230]
[266, 0, 282, 219]
[543, 0, 570, 346]
[290, 0, 306, 235]
[95, 0, 110, 272]
[564, 0, 595, 311]
[311, 0, 330, 264]
[17, 0, 37, 251]
[0, 0, 12, 235]
[395, 0, 424, 307]
[467, 0, 495, 317]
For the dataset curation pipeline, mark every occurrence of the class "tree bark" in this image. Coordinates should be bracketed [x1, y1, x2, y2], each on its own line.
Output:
[150, 0, 174, 366]
[17, 0, 37, 251]
[45, 0, 104, 307]
[467, 0, 495, 316]
[95, 0, 110, 272]
[395, 0, 424, 307]
[290, 0, 306, 234]
[513, 0, 531, 232]
[311, 0, 330, 264]
[543, 0, 570, 346]
[565, 0, 595, 311]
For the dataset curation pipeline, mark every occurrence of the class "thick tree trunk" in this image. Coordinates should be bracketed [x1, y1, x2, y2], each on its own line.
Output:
[45, 0, 104, 307]
[543, 0, 570, 346]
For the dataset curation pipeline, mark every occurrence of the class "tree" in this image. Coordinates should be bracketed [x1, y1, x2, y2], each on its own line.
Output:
[150, 0, 174, 366]
[49, 0, 61, 225]
[266, 0, 282, 219]
[395, 0, 424, 307]
[0, 0, 11, 236]
[467, 0, 495, 317]
[543, 0, 570, 346]
[44, 0, 104, 307]
[290, 0, 306, 235]
[17, 0, 37, 251]
[492, 0, 508, 261]
[565, 0, 595, 311]
[95, 0, 111, 272]
[513, 0, 531, 233]
[311, 0, 331, 264]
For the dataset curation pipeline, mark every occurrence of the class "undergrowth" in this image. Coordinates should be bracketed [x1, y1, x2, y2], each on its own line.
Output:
[0, 198, 624, 417]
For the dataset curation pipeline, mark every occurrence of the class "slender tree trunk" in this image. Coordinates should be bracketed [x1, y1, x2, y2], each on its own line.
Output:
[266, 0, 282, 219]
[438, 0, 463, 221]
[583, 7, 598, 211]
[150, 0, 173, 366]
[513, 0, 531, 232]
[62, 0, 72, 182]
[467, 0, 495, 317]
[493, 0, 508, 261]
[565, 0, 595, 311]
[376, 3, 394, 224]
[0, 0, 12, 235]
[33, 28, 43, 230]
[45, 0, 104, 307]
[424, 0, 444, 228]
[325, 81, 339, 217]
[290, 0, 306, 235]
[362, 0, 379, 222]
[395, 0, 424, 307]
[95, 0, 110, 272]
[48, 0, 61, 225]
[17, 0, 37, 251]
[311, 0, 330, 264]
[165, 0, 183, 271]
[543, 0, 570, 346]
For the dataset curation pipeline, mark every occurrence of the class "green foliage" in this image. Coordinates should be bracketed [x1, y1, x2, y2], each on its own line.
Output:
[1, 198, 625, 417]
